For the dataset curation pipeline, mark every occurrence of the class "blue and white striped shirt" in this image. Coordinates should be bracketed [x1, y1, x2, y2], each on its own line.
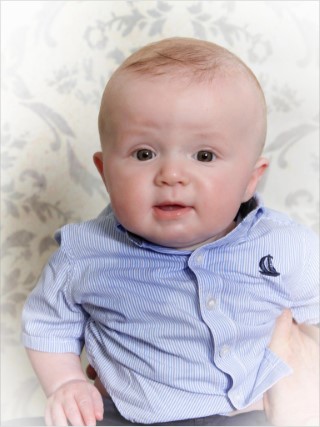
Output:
[22, 196, 319, 424]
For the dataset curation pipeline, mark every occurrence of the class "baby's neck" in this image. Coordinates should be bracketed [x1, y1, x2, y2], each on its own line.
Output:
[176, 221, 237, 251]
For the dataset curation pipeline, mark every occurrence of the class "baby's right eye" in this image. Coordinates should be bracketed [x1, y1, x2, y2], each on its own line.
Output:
[133, 149, 156, 161]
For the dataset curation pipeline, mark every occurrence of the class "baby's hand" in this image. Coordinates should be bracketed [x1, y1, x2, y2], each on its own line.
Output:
[45, 379, 104, 426]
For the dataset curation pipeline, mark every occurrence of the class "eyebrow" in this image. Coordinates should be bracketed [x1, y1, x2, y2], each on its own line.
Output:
[188, 129, 227, 141]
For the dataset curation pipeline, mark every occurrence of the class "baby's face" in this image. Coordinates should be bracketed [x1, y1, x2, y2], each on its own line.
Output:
[95, 73, 267, 249]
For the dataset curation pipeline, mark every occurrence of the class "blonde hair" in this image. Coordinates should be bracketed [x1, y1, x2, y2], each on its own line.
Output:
[99, 37, 267, 148]
[120, 37, 260, 84]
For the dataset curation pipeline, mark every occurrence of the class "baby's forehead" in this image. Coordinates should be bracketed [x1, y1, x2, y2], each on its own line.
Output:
[103, 66, 264, 110]
[99, 66, 267, 154]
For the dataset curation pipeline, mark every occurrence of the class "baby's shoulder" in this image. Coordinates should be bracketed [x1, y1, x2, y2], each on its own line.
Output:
[54, 206, 123, 259]
[258, 207, 318, 249]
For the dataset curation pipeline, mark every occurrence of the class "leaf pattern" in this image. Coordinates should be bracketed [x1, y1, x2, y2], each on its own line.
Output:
[1, 0, 318, 421]
[22, 102, 75, 137]
[2, 230, 36, 254]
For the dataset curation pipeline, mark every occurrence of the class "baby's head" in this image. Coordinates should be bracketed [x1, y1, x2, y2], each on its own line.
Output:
[94, 37, 269, 249]
[99, 37, 267, 151]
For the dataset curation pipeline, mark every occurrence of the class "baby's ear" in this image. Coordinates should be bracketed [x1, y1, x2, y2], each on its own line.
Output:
[243, 157, 269, 202]
[93, 152, 106, 185]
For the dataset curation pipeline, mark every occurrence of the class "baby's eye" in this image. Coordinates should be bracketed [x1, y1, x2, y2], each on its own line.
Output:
[195, 150, 216, 162]
[133, 149, 156, 161]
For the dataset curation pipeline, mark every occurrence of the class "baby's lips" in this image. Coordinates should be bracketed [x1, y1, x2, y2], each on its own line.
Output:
[156, 204, 186, 211]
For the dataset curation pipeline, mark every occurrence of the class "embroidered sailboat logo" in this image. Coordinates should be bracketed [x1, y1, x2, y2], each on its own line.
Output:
[259, 255, 280, 277]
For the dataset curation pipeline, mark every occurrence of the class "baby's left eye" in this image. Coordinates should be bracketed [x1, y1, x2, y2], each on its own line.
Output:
[195, 151, 216, 162]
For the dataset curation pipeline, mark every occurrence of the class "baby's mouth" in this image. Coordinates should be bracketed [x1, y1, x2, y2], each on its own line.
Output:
[153, 203, 192, 219]
[157, 204, 186, 211]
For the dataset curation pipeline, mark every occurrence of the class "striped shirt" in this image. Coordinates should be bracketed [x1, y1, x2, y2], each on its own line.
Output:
[22, 195, 319, 424]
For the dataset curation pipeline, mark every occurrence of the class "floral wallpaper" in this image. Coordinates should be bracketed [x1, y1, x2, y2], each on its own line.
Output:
[1, 0, 319, 422]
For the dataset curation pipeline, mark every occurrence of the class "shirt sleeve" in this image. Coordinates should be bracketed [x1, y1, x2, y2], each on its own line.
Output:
[290, 226, 319, 324]
[22, 247, 88, 355]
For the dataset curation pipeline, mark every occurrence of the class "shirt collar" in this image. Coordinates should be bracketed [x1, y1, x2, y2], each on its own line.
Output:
[113, 193, 265, 253]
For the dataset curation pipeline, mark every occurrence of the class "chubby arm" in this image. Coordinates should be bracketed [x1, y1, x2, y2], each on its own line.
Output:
[27, 349, 103, 426]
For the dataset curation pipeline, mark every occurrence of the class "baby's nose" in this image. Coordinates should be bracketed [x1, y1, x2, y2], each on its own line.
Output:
[154, 161, 189, 186]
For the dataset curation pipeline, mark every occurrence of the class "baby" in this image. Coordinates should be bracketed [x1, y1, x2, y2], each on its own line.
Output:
[22, 37, 319, 426]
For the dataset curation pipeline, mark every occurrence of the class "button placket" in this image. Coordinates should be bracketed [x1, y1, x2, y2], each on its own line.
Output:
[189, 250, 247, 396]
[190, 253, 237, 374]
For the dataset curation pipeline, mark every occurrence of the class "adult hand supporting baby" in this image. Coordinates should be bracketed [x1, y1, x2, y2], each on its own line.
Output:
[264, 309, 320, 426]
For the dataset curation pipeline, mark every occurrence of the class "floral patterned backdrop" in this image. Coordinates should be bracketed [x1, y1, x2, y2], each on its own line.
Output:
[1, 0, 319, 422]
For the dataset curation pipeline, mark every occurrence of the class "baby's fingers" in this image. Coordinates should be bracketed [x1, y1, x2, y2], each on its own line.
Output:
[45, 380, 102, 426]
[63, 396, 88, 426]
[90, 385, 104, 421]
[45, 403, 69, 426]
[46, 396, 91, 426]
[74, 392, 99, 426]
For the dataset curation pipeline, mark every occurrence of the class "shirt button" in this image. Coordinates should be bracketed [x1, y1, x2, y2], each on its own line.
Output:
[232, 392, 242, 405]
[219, 345, 230, 358]
[206, 297, 217, 310]
[234, 392, 241, 401]
[195, 254, 204, 264]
